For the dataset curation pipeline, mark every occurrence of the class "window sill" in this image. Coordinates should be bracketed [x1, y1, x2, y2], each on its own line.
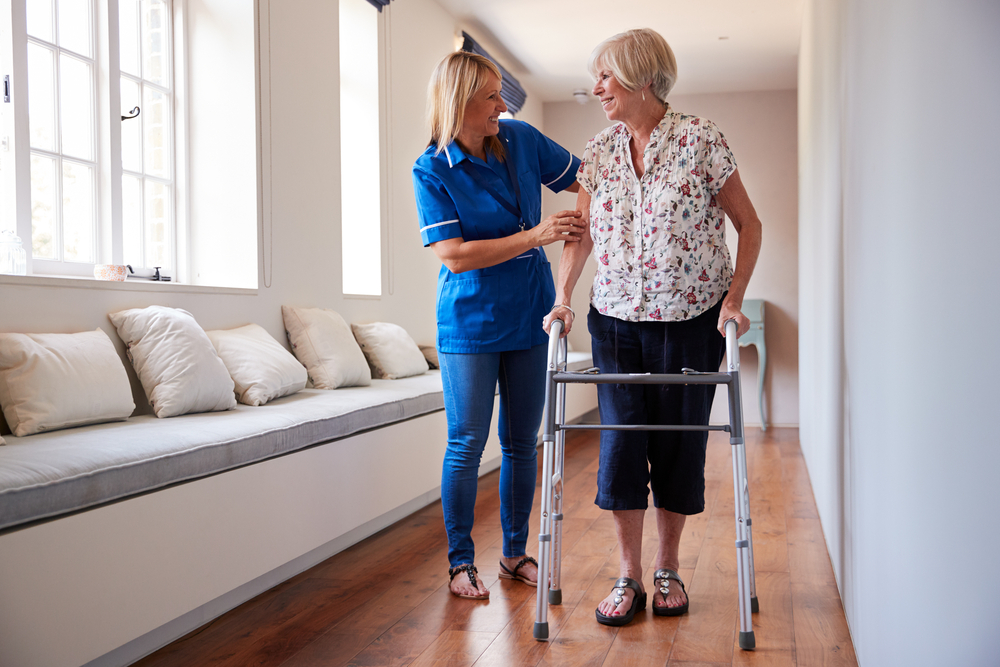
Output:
[0, 273, 258, 296]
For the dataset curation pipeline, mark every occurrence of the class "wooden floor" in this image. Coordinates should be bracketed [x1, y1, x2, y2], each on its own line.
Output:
[136, 426, 857, 667]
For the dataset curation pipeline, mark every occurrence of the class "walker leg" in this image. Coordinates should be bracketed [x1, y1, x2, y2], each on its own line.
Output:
[549, 371, 567, 606]
[726, 322, 756, 650]
[535, 330, 563, 641]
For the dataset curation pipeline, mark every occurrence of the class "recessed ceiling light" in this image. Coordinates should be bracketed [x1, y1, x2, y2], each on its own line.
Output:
[573, 89, 589, 105]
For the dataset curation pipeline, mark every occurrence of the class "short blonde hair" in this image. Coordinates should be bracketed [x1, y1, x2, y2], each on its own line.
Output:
[588, 29, 677, 104]
[426, 51, 505, 159]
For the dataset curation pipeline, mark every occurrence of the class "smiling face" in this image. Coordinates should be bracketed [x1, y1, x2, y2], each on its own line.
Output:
[592, 67, 642, 124]
[459, 72, 507, 147]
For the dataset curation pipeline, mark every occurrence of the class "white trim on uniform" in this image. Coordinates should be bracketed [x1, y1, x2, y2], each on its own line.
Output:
[543, 154, 575, 187]
[421, 219, 459, 231]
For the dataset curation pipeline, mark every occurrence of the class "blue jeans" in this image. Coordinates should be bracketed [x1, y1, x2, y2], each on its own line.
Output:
[588, 300, 726, 514]
[438, 344, 546, 568]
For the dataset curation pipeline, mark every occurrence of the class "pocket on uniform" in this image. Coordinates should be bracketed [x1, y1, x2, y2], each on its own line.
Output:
[437, 276, 499, 341]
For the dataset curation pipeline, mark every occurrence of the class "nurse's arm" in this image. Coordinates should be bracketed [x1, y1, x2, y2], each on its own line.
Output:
[430, 209, 585, 274]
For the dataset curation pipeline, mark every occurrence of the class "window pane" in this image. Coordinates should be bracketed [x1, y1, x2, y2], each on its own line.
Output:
[340, 0, 381, 295]
[144, 180, 168, 268]
[118, 0, 140, 76]
[143, 86, 169, 178]
[121, 77, 142, 172]
[122, 174, 143, 266]
[59, 54, 94, 160]
[27, 0, 55, 42]
[142, 0, 168, 86]
[27, 44, 57, 151]
[62, 161, 94, 262]
[30, 154, 58, 259]
[57, 0, 92, 57]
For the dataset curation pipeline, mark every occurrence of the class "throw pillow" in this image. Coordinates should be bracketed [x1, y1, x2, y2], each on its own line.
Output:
[351, 322, 429, 380]
[0, 329, 135, 436]
[108, 306, 237, 418]
[281, 306, 371, 389]
[206, 323, 307, 406]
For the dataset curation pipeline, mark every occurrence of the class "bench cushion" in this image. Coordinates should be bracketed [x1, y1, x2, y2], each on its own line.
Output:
[0, 372, 445, 531]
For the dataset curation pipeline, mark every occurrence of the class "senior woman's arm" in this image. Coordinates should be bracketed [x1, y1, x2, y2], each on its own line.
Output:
[542, 187, 593, 337]
[716, 169, 763, 337]
[431, 209, 584, 274]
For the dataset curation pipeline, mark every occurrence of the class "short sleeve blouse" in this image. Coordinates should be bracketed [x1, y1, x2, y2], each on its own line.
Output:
[578, 107, 736, 322]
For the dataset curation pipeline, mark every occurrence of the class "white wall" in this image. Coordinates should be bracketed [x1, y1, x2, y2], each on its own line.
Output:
[799, 1, 1000, 664]
[542, 90, 800, 427]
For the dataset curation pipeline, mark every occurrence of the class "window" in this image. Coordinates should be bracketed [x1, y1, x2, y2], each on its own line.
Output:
[339, 0, 382, 296]
[12, 0, 176, 277]
[1, 0, 257, 287]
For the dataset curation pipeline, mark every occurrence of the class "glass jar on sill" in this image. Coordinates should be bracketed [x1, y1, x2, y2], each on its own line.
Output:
[0, 230, 28, 276]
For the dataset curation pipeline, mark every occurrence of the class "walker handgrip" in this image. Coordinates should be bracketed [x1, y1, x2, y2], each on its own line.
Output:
[724, 318, 740, 372]
[547, 318, 565, 371]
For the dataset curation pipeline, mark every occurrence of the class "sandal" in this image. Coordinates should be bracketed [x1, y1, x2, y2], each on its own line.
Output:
[652, 568, 689, 616]
[595, 576, 647, 626]
[448, 564, 489, 600]
[498, 556, 538, 587]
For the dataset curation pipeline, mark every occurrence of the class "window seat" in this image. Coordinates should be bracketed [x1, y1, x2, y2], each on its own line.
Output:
[0, 351, 594, 667]
[0, 351, 594, 533]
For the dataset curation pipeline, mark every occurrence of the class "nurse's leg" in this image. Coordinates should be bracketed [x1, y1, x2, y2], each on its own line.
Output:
[439, 350, 501, 597]
[495, 343, 547, 583]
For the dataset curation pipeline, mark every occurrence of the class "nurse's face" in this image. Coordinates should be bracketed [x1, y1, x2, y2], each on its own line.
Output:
[461, 73, 507, 142]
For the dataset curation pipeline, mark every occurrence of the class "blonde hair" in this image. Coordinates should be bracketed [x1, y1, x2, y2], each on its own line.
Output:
[587, 29, 677, 104]
[426, 51, 506, 159]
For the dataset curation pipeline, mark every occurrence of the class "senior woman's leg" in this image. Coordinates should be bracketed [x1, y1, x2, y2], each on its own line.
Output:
[646, 298, 727, 611]
[589, 308, 654, 619]
[494, 343, 547, 583]
[438, 350, 503, 598]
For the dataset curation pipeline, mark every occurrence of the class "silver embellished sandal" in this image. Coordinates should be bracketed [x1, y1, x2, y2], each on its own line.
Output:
[652, 568, 689, 616]
[595, 576, 647, 626]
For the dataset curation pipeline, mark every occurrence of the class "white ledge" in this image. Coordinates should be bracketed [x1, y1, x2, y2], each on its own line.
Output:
[0, 273, 258, 296]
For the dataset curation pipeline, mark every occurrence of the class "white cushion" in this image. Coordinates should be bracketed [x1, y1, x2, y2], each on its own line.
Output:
[206, 324, 307, 406]
[0, 329, 135, 436]
[281, 306, 371, 389]
[351, 322, 429, 380]
[108, 306, 237, 418]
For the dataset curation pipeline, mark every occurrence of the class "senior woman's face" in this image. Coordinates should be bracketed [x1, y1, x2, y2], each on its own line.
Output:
[462, 72, 507, 141]
[592, 68, 640, 123]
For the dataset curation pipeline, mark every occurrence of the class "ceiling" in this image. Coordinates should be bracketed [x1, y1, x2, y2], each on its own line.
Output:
[433, 0, 805, 103]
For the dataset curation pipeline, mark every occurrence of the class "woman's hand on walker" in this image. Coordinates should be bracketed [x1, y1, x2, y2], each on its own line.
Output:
[543, 305, 575, 337]
[530, 210, 585, 247]
[717, 297, 750, 337]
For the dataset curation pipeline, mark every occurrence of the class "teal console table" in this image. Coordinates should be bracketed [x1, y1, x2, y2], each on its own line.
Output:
[739, 299, 767, 431]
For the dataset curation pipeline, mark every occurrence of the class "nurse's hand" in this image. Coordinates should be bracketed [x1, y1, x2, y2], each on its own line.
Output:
[530, 210, 585, 247]
[543, 305, 575, 337]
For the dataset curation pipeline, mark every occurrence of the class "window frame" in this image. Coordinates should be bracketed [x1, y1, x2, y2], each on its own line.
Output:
[6, 0, 179, 279]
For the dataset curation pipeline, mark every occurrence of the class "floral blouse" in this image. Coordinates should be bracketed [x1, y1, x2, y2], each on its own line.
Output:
[577, 106, 736, 322]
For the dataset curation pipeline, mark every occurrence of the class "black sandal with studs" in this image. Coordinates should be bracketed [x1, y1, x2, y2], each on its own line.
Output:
[448, 564, 488, 600]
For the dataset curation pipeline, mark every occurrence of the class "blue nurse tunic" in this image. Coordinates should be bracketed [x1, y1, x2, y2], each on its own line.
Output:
[412, 120, 581, 354]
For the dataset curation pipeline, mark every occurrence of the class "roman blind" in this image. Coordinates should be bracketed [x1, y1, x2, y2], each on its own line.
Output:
[461, 31, 527, 115]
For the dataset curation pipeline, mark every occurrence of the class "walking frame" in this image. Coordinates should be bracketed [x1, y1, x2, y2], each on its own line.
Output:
[533, 318, 758, 650]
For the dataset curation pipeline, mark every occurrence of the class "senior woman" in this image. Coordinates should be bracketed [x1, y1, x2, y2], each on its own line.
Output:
[544, 29, 762, 625]
[412, 51, 585, 600]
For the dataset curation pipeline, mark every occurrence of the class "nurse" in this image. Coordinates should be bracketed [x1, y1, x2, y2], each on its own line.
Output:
[412, 51, 584, 600]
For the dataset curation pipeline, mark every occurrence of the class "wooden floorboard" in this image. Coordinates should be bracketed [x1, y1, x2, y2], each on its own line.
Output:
[135, 427, 857, 667]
